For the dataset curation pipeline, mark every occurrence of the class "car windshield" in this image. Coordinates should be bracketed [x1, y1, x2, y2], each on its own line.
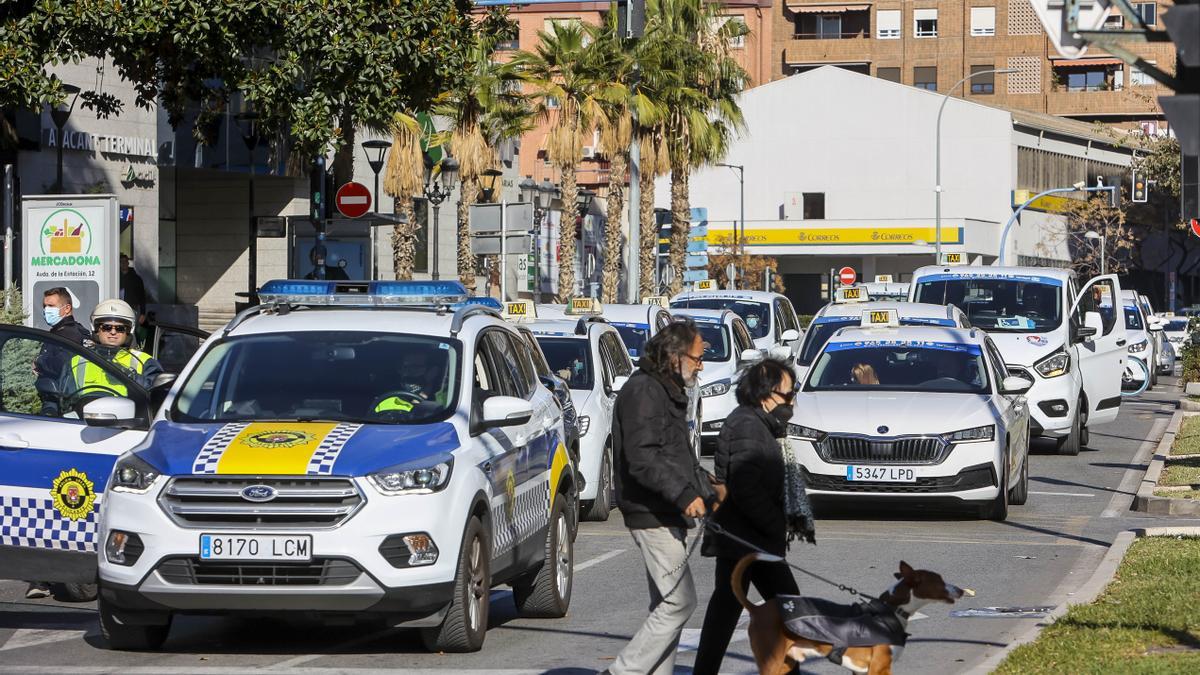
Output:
[695, 323, 731, 362]
[1124, 306, 1144, 330]
[537, 338, 594, 391]
[914, 276, 1062, 333]
[611, 323, 649, 359]
[671, 298, 771, 338]
[805, 341, 989, 394]
[798, 319, 857, 366]
[1166, 320, 1189, 332]
[172, 332, 460, 424]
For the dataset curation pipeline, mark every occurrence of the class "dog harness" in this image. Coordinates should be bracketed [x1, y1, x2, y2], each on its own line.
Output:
[777, 596, 908, 665]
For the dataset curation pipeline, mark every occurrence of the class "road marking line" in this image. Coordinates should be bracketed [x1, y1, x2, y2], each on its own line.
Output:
[575, 548, 625, 571]
[1102, 416, 1169, 518]
[0, 669, 550, 674]
[0, 628, 90, 652]
[1029, 490, 1095, 497]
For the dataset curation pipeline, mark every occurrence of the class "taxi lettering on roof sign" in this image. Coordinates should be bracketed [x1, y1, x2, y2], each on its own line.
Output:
[835, 286, 869, 303]
[503, 300, 536, 321]
[941, 252, 966, 266]
[642, 296, 668, 307]
[695, 279, 717, 291]
[565, 297, 602, 315]
[874, 274, 893, 283]
[862, 309, 899, 327]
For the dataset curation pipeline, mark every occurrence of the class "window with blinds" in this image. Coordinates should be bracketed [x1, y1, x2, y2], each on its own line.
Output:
[876, 9, 901, 39]
[970, 7, 996, 36]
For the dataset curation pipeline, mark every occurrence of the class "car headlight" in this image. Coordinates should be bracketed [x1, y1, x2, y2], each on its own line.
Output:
[577, 415, 591, 437]
[368, 459, 453, 495]
[1034, 348, 1070, 378]
[700, 379, 732, 398]
[787, 424, 824, 441]
[943, 425, 995, 443]
[110, 453, 160, 494]
[1128, 340, 1148, 353]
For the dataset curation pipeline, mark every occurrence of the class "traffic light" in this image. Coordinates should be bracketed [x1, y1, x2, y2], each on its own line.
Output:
[309, 157, 327, 224]
[1132, 172, 1148, 203]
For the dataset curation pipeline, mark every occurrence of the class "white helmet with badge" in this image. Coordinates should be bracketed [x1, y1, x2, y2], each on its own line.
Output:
[92, 298, 137, 327]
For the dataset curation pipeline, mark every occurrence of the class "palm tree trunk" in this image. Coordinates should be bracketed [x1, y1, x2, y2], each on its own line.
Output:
[556, 167, 579, 302]
[639, 167, 657, 298]
[601, 154, 628, 303]
[391, 198, 417, 280]
[669, 166, 690, 296]
[458, 178, 480, 292]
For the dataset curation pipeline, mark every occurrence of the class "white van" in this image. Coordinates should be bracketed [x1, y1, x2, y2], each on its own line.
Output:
[669, 289, 804, 362]
[910, 266, 1126, 455]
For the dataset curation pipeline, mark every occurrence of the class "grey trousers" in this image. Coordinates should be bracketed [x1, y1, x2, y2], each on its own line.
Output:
[610, 526, 698, 675]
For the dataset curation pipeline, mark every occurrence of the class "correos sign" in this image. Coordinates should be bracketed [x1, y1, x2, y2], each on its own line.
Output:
[21, 195, 119, 329]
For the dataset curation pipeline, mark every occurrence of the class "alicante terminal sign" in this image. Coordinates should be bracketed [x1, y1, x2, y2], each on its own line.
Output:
[21, 195, 119, 330]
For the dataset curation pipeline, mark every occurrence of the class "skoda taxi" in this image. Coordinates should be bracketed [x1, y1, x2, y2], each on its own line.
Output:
[789, 311, 1032, 520]
[0, 281, 575, 653]
[670, 283, 804, 362]
[796, 287, 971, 382]
[668, 307, 759, 453]
[504, 299, 633, 522]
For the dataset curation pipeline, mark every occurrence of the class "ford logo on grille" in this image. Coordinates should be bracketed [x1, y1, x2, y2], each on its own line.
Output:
[240, 485, 278, 503]
[877, 425, 889, 434]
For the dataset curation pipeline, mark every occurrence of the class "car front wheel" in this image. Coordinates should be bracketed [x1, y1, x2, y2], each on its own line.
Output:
[98, 597, 171, 651]
[420, 516, 490, 653]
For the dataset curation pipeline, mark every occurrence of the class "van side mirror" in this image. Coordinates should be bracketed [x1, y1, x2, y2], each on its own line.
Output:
[780, 329, 801, 344]
[1074, 311, 1102, 343]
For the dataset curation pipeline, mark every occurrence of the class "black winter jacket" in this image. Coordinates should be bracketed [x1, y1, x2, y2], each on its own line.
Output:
[702, 404, 788, 558]
[613, 369, 709, 529]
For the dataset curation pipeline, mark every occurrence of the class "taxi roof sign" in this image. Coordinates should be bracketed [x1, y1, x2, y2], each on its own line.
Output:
[862, 309, 900, 328]
[503, 300, 537, 321]
[694, 279, 718, 291]
[834, 286, 869, 303]
[874, 274, 893, 283]
[565, 297, 603, 315]
[642, 295, 668, 308]
[940, 252, 967, 266]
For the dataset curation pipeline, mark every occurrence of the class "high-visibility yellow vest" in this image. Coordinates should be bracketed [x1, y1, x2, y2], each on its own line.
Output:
[69, 349, 150, 396]
[374, 396, 415, 413]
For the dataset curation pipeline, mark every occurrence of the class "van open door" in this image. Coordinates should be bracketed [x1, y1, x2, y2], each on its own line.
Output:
[1070, 275, 1126, 427]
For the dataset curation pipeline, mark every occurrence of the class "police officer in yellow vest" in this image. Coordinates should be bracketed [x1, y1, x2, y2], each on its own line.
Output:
[61, 299, 163, 400]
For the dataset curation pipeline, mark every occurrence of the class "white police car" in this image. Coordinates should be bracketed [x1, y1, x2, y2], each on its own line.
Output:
[796, 290, 970, 382]
[668, 308, 759, 453]
[911, 263, 1125, 456]
[670, 287, 804, 362]
[789, 313, 1032, 520]
[0, 281, 576, 653]
[505, 299, 633, 522]
[598, 300, 673, 364]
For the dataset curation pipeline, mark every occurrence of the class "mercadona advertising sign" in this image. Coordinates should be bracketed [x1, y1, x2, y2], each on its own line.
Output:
[21, 195, 119, 329]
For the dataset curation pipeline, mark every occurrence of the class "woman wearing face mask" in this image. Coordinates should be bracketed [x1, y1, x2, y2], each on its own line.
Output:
[693, 358, 815, 674]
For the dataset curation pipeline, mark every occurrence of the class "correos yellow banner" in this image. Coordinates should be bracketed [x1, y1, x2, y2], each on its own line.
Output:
[706, 226, 963, 247]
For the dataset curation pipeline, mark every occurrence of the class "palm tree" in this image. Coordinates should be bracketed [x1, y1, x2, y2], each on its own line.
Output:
[515, 21, 622, 302]
[637, 127, 670, 297]
[382, 112, 425, 279]
[644, 0, 748, 294]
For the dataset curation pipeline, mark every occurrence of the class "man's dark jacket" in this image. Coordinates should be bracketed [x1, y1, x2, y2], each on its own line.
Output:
[613, 368, 708, 530]
[36, 315, 92, 415]
[702, 404, 788, 558]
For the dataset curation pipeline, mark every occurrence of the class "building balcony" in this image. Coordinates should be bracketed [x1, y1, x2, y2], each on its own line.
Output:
[784, 39, 873, 64]
[1045, 89, 1165, 116]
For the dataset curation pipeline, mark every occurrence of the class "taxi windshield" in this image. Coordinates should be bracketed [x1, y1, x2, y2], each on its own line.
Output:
[172, 332, 461, 424]
[1124, 306, 1144, 330]
[914, 277, 1061, 333]
[805, 342, 989, 394]
[612, 323, 649, 359]
[695, 323, 731, 362]
[671, 298, 771, 339]
[537, 338, 594, 391]
[1166, 320, 1189, 332]
[798, 319, 856, 366]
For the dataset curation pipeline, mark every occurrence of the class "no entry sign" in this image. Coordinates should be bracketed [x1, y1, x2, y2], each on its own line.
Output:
[839, 266, 856, 285]
[335, 182, 372, 219]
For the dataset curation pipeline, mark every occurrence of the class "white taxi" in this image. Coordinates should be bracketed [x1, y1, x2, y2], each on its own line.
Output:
[597, 300, 672, 364]
[505, 299, 633, 522]
[670, 287, 804, 362]
[668, 308, 760, 454]
[0, 281, 576, 653]
[789, 313, 1032, 520]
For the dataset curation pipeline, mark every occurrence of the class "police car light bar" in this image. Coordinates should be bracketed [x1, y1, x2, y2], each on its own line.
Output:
[834, 286, 869, 303]
[503, 300, 537, 321]
[565, 297, 603, 316]
[257, 280, 470, 307]
[861, 309, 900, 328]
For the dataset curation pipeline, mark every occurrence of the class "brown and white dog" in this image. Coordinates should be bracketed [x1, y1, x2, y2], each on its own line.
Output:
[731, 554, 974, 675]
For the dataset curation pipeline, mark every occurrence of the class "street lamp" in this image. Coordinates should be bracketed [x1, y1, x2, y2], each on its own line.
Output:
[934, 68, 1018, 260]
[998, 181, 1118, 264]
[716, 163, 745, 285]
[50, 83, 81, 194]
[1085, 230, 1107, 275]
[235, 111, 260, 297]
[361, 139, 392, 214]
[479, 168, 503, 203]
[424, 156, 459, 280]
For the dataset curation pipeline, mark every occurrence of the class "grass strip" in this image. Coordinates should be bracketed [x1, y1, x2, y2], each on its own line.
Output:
[995, 536, 1200, 674]
[1170, 415, 1200, 456]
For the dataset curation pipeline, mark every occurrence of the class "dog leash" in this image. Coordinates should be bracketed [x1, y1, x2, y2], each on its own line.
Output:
[705, 521, 877, 604]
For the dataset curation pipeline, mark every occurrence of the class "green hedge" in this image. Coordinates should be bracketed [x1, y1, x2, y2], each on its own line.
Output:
[798, 315, 814, 329]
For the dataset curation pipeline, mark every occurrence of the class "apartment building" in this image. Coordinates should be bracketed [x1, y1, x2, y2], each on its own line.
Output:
[773, 0, 1177, 131]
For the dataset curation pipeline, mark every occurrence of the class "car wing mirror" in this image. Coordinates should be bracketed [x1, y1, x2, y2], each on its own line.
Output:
[83, 397, 140, 429]
[481, 396, 534, 428]
[1000, 376, 1034, 395]
[740, 348, 764, 363]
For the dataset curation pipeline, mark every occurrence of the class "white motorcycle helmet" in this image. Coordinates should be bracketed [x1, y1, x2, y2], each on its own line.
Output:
[91, 299, 137, 344]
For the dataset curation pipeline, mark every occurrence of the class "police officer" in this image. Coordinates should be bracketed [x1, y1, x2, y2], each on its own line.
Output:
[60, 299, 163, 400]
